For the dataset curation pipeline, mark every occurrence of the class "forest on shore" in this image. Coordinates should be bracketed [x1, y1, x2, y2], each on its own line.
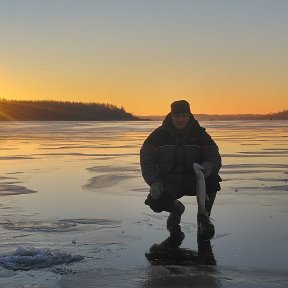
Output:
[1, 99, 287, 121]
[194, 110, 288, 120]
[0, 99, 138, 121]
[141, 110, 288, 121]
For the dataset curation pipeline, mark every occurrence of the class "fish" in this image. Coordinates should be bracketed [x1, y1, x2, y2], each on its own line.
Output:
[192, 163, 209, 217]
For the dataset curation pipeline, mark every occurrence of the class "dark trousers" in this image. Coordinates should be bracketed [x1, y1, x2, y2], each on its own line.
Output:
[145, 174, 221, 213]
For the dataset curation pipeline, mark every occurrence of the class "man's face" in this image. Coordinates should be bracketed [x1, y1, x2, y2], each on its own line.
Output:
[171, 114, 190, 130]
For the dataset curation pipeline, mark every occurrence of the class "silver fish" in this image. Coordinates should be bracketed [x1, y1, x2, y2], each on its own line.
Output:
[192, 163, 209, 217]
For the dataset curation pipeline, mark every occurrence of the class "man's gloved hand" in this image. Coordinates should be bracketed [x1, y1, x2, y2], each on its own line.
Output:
[149, 181, 164, 199]
[201, 162, 213, 178]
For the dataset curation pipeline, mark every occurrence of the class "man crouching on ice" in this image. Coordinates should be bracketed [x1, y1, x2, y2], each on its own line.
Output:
[140, 100, 222, 240]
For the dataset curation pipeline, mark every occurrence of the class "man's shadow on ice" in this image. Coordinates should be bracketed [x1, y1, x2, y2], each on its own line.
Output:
[145, 226, 216, 266]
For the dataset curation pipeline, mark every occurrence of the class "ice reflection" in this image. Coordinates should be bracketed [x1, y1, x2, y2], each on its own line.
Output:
[143, 233, 220, 288]
[145, 230, 216, 266]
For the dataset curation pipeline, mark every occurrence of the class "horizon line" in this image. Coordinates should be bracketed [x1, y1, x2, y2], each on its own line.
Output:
[136, 110, 288, 117]
[1, 98, 287, 117]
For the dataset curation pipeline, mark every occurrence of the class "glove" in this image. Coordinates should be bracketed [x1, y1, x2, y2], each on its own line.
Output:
[149, 181, 164, 199]
[201, 162, 213, 178]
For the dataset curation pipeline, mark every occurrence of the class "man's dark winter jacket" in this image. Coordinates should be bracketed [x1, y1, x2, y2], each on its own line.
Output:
[140, 113, 222, 197]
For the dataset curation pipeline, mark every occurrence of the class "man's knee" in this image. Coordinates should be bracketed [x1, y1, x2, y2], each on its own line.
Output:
[144, 192, 175, 213]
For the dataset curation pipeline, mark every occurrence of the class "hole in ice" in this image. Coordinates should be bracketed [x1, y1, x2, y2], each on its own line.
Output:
[0, 246, 84, 271]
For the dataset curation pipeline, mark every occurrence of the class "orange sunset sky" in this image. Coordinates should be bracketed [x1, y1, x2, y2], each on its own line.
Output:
[1, 1, 287, 116]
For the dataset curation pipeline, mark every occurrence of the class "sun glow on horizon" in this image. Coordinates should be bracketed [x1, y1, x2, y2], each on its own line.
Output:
[1, 1, 288, 116]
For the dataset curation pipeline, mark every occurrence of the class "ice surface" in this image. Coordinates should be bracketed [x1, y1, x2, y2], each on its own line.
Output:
[0, 120, 288, 287]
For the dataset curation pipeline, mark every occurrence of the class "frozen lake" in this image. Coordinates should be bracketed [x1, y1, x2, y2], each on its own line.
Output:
[0, 120, 288, 287]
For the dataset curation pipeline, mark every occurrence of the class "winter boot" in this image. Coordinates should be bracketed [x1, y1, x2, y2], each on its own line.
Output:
[166, 200, 185, 236]
[158, 225, 185, 248]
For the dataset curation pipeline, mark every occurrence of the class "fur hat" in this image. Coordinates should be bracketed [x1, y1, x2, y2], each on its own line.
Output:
[171, 100, 191, 114]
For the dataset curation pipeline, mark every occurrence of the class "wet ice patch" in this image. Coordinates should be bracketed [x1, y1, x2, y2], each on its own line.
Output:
[0, 156, 34, 160]
[239, 150, 288, 155]
[0, 184, 37, 196]
[0, 220, 78, 232]
[0, 246, 84, 271]
[221, 163, 288, 175]
[222, 153, 287, 158]
[60, 218, 121, 229]
[0, 218, 121, 232]
[0, 175, 36, 196]
[0, 176, 16, 181]
[83, 174, 135, 190]
[223, 164, 288, 169]
[87, 165, 140, 173]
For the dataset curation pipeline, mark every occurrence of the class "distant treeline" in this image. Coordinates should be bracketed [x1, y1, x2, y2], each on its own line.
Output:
[0, 99, 139, 121]
[140, 110, 288, 121]
[195, 110, 288, 121]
